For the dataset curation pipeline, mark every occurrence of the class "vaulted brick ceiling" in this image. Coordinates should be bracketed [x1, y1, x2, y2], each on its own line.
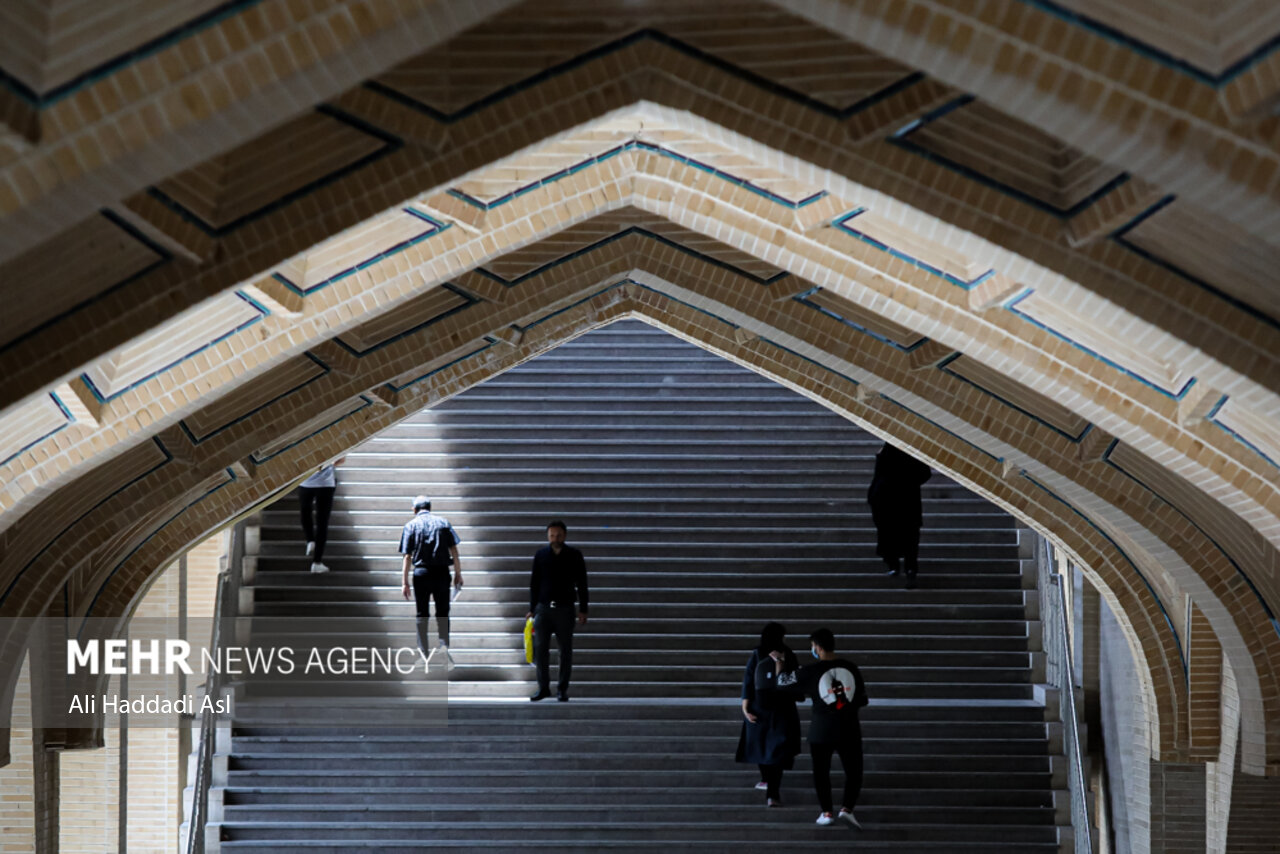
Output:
[0, 0, 1278, 776]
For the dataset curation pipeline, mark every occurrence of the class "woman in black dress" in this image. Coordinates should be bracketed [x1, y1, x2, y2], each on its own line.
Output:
[867, 442, 932, 588]
[736, 622, 803, 806]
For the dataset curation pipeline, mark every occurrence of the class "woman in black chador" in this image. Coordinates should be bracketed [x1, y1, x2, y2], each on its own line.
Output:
[866, 442, 932, 588]
[736, 622, 803, 806]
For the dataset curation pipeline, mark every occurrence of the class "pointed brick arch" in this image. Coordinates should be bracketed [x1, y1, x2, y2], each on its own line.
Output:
[0, 15, 1275, 782]
[2, 107, 1276, 557]
[16, 283, 1188, 774]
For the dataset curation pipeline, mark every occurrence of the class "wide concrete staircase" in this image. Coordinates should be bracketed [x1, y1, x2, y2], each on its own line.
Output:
[207, 319, 1069, 851]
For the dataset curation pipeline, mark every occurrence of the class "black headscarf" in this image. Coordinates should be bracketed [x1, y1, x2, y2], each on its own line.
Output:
[757, 622, 786, 655]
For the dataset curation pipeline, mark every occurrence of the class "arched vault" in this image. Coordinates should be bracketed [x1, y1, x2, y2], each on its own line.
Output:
[0, 1, 1277, 777]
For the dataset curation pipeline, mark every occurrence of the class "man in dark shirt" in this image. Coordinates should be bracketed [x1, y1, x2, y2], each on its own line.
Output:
[525, 520, 588, 702]
[771, 627, 868, 828]
[399, 495, 462, 671]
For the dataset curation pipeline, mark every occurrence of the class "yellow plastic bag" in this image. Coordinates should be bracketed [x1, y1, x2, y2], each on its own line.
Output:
[524, 616, 534, 664]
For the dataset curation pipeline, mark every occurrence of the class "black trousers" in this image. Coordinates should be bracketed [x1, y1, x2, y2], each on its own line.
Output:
[298, 486, 335, 561]
[533, 604, 575, 693]
[810, 740, 863, 813]
[883, 552, 919, 578]
[759, 763, 785, 799]
[412, 572, 451, 648]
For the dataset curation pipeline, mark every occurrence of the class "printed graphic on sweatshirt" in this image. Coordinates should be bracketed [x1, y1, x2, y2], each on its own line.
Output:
[818, 667, 857, 710]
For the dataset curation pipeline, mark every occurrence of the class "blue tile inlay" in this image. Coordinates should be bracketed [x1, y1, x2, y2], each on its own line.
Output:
[832, 208, 997, 290]
[272, 208, 449, 297]
[1005, 289, 1198, 401]
[446, 140, 828, 213]
[0, 0, 266, 107]
[794, 291, 929, 352]
[79, 291, 269, 404]
[0, 393, 75, 468]
[1203, 395, 1280, 470]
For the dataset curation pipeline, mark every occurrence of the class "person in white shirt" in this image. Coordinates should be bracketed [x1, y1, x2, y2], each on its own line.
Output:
[299, 457, 344, 573]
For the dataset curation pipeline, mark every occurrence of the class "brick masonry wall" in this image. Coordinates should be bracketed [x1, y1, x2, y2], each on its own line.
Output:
[1225, 758, 1280, 852]
[43, 532, 224, 853]
[1100, 600, 1151, 854]
[1150, 761, 1208, 853]
[57, 676, 119, 854]
[1208, 657, 1239, 854]
[127, 568, 181, 852]
[0, 657, 35, 854]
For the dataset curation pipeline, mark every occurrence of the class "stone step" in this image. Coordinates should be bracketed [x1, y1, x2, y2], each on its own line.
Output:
[229, 699, 1050, 723]
[359, 425, 867, 442]
[301, 484, 967, 501]
[251, 557, 1026, 574]
[344, 453, 871, 470]
[245, 601, 1030, 622]
[246, 569, 1028, 592]
[259, 548, 1020, 567]
[219, 784, 1056, 809]
[228, 647, 1034, 668]
[329, 472, 956, 492]
[281, 494, 1006, 513]
[222, 767, 1056, 790]
[213, 820, 1060, 845]
[215, 841, 1060, 853]
[236, 681, 1038, 702]
[229, 734, 1048, 757]
[375, 412, 881, 430]
[407, 396, 844, 413]
[218, 803, 1056, 825]
[260, 509, 1018, 528]
[237, 662, 1032, 685]
[257, 527, 1018, 548]
[232, 718, 1055, 740]
[237, 615, 1032, 635]
[248, 585, 1028, 607]
[243, 631, 1038, 653]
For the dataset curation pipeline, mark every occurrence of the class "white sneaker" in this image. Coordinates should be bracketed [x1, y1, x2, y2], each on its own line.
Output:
[425, 644, 454, 672]
[305, 541, 315, 556]
[310, 562, 329, 573]
[838, 809, 862, 829]
[754, 781, 768, 791]
[815, 812, 835, 826]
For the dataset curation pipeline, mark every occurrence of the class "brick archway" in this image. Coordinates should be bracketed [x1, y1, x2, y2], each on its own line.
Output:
[0, 0, 1277, 787]
[5, 281, 1235, 777]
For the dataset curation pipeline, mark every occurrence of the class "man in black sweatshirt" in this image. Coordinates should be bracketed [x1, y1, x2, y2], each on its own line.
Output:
[770, 627, 868, 828]
[525, 520, 589, 702]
